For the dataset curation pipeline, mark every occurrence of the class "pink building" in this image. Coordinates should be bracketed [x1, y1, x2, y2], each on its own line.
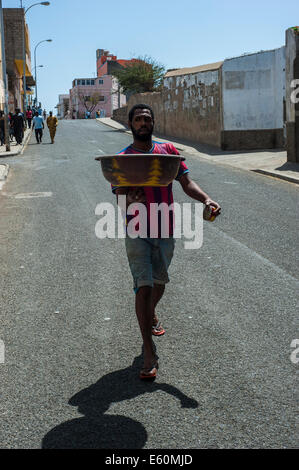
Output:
[69, 75, 126, 119]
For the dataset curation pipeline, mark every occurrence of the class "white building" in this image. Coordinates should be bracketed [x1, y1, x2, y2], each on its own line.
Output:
[221, 47, 286, 149]
[56, 94, 70, 119]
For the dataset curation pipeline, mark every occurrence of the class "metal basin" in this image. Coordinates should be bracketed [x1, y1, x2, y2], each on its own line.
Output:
[95, 154, 185, 187]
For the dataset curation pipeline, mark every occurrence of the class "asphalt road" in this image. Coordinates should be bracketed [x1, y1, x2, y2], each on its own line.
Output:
[0, 120, 298, 449]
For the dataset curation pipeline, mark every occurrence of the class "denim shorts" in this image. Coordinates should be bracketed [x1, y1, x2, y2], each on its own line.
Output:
[125, 237, 175, 293]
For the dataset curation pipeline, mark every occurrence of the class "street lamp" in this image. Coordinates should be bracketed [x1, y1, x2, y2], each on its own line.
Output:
[33, 39, 52, 107]
[33, 65, 43, 105]
[21, 2, 50, 114]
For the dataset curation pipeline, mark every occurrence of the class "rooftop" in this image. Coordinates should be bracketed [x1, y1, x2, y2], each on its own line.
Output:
[164, 61, 223, 78]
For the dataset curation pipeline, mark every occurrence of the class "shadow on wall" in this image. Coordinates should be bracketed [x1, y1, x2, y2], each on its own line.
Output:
[110, 116, 285, 157]
[41, 352, 198, 449]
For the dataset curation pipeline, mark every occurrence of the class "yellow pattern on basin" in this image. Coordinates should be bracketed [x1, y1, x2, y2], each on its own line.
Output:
[145, 158, 164, 186]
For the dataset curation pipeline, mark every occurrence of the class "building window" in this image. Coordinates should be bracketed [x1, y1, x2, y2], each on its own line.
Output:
[81, 80, 85, 85]
[86, 80, 90, 85]
[99, 79, 103, 85]
[99, 96, 105, 102]
[76, 80, 81, 86]
[91, 80, 95, 85]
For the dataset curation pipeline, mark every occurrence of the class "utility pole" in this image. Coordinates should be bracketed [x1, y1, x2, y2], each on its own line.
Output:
[22, 3, 26, 115]
[0, 0, 10, 151]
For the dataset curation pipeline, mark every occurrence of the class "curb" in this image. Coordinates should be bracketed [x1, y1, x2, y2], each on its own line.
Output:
[19, 128, 32, 155]
[0, 129, 32, 158]
[96, 117, 130, 134]
[96, 118, 186, 151]
[252, 169, 299, 184]
[96, 118, 299, 185]
[0, 163, 9, 182]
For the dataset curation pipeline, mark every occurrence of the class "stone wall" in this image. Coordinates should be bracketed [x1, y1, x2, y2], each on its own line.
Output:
[113, 48, 288, 151]
[113, 66, 222, 147]
[113, 104, 128, 124]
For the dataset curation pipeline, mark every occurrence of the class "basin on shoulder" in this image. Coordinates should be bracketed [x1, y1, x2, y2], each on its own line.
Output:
[95, 154, 186, 187]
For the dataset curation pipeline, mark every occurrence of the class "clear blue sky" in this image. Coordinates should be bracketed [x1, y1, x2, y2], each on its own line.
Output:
[4, 0, 298, 113]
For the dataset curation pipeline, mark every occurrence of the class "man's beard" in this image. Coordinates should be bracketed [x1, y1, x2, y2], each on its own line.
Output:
[131, 124, 154, 142]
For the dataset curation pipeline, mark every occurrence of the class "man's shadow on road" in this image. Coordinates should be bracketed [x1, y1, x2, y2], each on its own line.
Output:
[42, 353, 198, 449]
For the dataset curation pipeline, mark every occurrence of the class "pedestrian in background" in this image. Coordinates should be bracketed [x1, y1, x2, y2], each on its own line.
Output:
[26, 107, 33, 128]
[11, 109, 24, 145]
[0, 111, 5, 146]
[8, 113, 14, 141]
[46, 111, 58, 144]
[43, 109, 47, 121]
[32, 111, 44, 143]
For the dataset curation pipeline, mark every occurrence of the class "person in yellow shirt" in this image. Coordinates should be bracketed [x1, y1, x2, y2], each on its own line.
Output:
[46, 111, 58, 144]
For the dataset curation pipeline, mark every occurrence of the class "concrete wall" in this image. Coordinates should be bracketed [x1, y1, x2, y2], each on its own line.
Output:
[114, 66, 222, 147]
[113, 48, 287, 151]
[285, 28, 299, 162]
[222, 48, 285, 149]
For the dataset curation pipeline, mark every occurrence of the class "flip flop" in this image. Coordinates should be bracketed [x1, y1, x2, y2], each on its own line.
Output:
[152, 321, 165, 336]
[139, 362, 159, 380]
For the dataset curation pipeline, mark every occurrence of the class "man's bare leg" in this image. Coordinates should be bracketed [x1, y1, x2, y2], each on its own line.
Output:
[151, 283, 165, 326]
[135, 286, 156, 369]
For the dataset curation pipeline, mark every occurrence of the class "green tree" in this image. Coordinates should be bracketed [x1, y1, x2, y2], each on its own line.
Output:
[113, 56, 165, 94]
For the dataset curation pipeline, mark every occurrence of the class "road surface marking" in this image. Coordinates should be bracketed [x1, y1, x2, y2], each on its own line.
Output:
[211, 225, 299, 284]
[14, 192, 53, 199]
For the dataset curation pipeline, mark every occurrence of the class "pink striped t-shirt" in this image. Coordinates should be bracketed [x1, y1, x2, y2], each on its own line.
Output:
[112, 141, 189, 237]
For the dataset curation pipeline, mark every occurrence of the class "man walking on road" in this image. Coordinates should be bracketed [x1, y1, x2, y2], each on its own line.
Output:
[112, 104, 221, 380]
[11, 109, 25, 145]
[32, 111, 44, 144]
[46, 111, 58, 143]
[26, 107, 33, 128]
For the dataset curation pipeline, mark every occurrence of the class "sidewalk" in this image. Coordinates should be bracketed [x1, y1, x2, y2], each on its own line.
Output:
[0, 128, 32, 188]
[0, 127, 32, 158]
[96, 118, 299, 185]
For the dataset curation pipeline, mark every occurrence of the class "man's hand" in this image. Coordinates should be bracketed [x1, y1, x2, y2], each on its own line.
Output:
[204, 198, 221, 216]
[127, 187, 146, 204]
